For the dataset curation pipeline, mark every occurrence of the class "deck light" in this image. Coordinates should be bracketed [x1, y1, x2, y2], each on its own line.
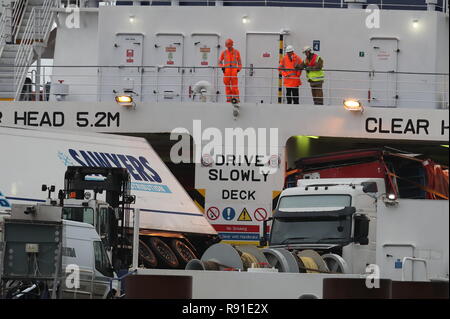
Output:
[242, 15, 250, 24]
[383, 193, 399, 206]
[115, 93, 135, 108]
[343, 99, 363, 112]
[129, 15, 135, 23]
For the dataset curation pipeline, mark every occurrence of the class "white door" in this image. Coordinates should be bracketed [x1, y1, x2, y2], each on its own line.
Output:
[186, 34, 219, 102]
[106, 34, 144, 102]
[154, 34, 184, 102]
[245, 34, 280, 104]
[369, 38, 399, 107]
[380, 244, 414, 281]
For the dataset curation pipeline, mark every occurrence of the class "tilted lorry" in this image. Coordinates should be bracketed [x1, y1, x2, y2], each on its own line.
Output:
[0, 125, 219, 272]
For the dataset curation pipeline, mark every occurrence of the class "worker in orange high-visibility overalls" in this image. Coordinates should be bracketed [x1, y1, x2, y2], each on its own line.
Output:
[279, 45, 303, 104]
[219, 38, 242, 103]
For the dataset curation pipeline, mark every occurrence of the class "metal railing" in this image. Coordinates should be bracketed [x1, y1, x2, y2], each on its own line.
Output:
[14, 0, 57, 101]
[12, 0, 28, 42]
[0, 4, 12, 58]
[12, 64, 449, 108]
[110, 0, 447, 11]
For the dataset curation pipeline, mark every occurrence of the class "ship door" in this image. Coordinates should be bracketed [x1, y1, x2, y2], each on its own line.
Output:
[155, 34, 184, 102]
[369, 38, 399, 107]
[245, 33, 280, 104]
[110, 33, 144, 101]
[186, 34, 219, 102]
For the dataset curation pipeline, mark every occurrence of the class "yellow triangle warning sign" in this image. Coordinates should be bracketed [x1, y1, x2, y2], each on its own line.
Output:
[238, 208, 252, 221]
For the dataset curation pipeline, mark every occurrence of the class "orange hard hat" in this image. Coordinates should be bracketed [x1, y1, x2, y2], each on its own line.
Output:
[225, 38, 234, 48]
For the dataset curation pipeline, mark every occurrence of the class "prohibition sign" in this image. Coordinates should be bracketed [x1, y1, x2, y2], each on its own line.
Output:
[254, 208, 268, 221]
[206, 207, 220, 221]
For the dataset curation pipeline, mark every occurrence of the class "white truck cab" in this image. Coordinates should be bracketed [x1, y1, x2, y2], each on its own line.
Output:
[62, 219, 118, 299]
[266, 178, 385, 274]
[61, 198, 118, 255]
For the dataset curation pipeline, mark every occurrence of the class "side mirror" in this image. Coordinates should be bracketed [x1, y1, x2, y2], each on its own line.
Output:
[362, 182, 378, 194]
[259, 217, 273, 247]
[354, 214, 370, 245]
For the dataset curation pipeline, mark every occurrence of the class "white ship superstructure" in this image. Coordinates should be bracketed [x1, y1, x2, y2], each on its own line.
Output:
[0, 0, 448, 299]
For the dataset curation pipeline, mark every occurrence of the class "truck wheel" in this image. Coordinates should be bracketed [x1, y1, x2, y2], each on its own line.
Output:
[148, 237, 179, 268]
[139, 239, 158, 268]
[170, 239, 198, 265]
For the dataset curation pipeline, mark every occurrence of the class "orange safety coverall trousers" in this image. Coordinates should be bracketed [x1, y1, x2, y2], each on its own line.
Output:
[219, 48, 242, 102]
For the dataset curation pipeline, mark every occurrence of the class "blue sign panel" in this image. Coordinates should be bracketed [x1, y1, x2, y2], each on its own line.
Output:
[313, 40, 320, 51]
[222, 207, 236, 221]
[219, 233, 260, 241]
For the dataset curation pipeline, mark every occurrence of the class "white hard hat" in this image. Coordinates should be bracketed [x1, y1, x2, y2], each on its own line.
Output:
[302, 46, 313, 53]
[285, 45, 294, 53]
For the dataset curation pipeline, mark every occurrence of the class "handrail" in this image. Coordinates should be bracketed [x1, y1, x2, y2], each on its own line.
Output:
[9, 64, 449, 107]
[112, 1, 443, 11]
[0, 5, 12, 57]
[401, 257, 428, 281]
[14, 0, 58, 100]
[12, 0, 28, 42]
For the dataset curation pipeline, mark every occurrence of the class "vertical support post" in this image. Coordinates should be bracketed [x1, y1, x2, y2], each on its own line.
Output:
[35, 55, 41, 101]
[132, 208, 140, 270]
[327, 72, 331, 105]
[278, 34, 284, 104]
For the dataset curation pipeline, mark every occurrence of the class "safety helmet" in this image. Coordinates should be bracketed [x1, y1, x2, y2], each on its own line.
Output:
[285, 45, 294, 53]
[302, 46, 313, 54]
[225, 38, 234, 48]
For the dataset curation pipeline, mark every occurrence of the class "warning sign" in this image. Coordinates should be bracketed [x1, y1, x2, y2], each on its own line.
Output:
[237, 208, 252, 221]
[195, 150, 284, 243]
[222, 207, 236, 221]
[200, 47, 210, 53]
[165, 46, 177, 52]
[254, 208, 268, 221]
[206, 206, 220, 221]
[126, 49, 134, 57]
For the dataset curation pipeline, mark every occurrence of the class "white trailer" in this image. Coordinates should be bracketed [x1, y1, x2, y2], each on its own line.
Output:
[0, 125, 219, 269]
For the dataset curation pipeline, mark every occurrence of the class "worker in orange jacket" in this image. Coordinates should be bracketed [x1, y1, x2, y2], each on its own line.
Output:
[279, 45, 302, 104]
[219, 38, 242, 103]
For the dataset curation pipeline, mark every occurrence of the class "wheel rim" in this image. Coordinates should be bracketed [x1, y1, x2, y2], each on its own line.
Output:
[171, 239, 197, 264]
[138, 239, 158, 268]
[149, 237, 179, 268]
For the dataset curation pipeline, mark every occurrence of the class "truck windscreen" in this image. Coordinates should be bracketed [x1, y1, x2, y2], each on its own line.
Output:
[62, 207, 95, 226]
[278, 195, 351, 209]
[270, 215, 352, 245]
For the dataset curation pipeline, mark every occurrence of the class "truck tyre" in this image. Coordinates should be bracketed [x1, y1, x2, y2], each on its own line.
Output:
[139, 239, 158, 268]
[170, 239, 198, 265]
[148, 237, 180, 268]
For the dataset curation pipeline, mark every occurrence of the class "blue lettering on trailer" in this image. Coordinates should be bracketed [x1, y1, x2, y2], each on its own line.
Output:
[0, 191, 11, 208]
[58, 149, 169, 194]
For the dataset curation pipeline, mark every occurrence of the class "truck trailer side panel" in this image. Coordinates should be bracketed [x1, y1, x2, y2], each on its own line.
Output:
[0, 126, 217, 236]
